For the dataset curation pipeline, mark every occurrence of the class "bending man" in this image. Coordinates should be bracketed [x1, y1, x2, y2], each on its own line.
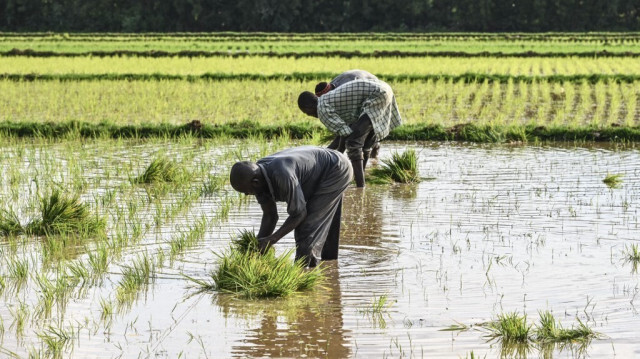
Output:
[298, 79, 402, 187]
[314, 69, 382, 161]
[229, 146, 353, 267]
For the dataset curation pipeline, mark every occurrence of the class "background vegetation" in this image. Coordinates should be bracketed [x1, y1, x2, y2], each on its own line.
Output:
[1, 0, 639, 32]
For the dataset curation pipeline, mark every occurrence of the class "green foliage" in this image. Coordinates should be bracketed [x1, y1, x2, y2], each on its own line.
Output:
[370, 150, 420, 184]
[116, 253, 156, 304]
[26, 190, 105, 236]
[624, 243, 640, 262]
[0, 208, 23, 236]
[231, 230, 260, 254]
[603, 173, 624, 188]
[190, 246, 324, 299]
[486, 311, 531, 343]
[535, 311, 598, 343]
[132, 157, 186, 184]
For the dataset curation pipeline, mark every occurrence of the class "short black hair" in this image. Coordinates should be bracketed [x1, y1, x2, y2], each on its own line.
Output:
[297, 91, 318, 112]
[315, 82, 329, 95]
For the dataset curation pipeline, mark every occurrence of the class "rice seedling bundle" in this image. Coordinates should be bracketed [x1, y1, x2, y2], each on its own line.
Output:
[132, 157, 186, 184]
[26, 190, 105, 236]
[191, 231, 324, 298]
[370, 149, 420, 184]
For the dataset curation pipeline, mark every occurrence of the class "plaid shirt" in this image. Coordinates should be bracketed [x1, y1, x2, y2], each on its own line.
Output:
[317, 79, 402, 139]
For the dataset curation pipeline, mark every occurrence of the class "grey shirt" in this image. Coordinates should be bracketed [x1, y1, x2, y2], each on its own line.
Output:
[331, 69, 379, 88]
[256, 146, 350, 217]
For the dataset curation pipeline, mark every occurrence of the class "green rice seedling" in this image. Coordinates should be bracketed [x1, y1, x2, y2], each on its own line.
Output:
[99, 297, 114, 321]
[0, 208, 23, 236]
[369, 149, 420, 184]
[0, 274, 5, 294]
[534, 311, 598, 343]
[87, 244, 110, 277]
[231, 230, 260, 254]
[624, 243, 640, 262]
[40, 233, 88, 264]
[189, 248, 324, 299]
[65, 261, 90, 285]
[37, 325, 75, 359]
[168, 216, 209, 260]
[622, 243, 640, 273]
[9, 301, 29, 336]
[603, 173, 623, 188]
[358, 294, 393, 314]
[485, 311, 531, 343]
[201, 174, 226, 197]
[214, 197, 234, 221]
[132, 157, 188, 184]
[115, 253, 156, 304]
[27, 190, 105, 236]
[7, 256, 29, 286]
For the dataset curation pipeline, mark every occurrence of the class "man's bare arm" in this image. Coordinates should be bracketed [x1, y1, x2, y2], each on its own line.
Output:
[257, 198, 278, 238]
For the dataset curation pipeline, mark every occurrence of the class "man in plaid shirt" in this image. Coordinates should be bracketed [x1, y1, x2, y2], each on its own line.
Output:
[314, 69, 382, 164]
[298, 79, 402, 187]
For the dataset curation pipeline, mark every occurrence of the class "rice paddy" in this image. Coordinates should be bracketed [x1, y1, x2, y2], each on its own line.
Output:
[0, 33, 639, 357]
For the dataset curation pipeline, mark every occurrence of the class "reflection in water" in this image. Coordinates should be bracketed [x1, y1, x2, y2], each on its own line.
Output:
[221, 262, 350, 358]
[341, 187, 389, 266]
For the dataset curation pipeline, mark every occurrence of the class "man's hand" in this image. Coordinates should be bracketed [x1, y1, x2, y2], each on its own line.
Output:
[257, 235, 278, 254]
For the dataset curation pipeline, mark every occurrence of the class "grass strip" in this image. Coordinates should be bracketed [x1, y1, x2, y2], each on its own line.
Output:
[2, 120, 640, 143]
[3, 72, 640, 84]
[2, 31, 640, 39]
[4, 49, 640, 58]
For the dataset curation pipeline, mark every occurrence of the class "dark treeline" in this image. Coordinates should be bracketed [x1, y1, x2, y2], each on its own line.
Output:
[1, 0, 639, 32]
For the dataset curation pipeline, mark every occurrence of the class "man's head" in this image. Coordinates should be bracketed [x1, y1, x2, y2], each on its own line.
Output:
[315, 82, 332, 96]
[230, 161, 264, 195]
[297, 91, 318, 117]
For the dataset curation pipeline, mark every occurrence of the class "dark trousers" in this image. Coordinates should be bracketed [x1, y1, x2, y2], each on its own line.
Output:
[328, 114, 377, 161]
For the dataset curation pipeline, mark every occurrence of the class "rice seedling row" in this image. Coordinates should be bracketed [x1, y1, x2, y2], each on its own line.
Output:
[0, 79, 636, 142]
[2, 33, 640, 54]
[2, 56, 640, 77]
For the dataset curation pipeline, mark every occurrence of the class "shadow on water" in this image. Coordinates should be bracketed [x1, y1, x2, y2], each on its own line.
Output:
[211, 262, 351, 358]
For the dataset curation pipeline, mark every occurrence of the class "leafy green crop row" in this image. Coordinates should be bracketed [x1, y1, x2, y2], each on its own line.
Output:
[1, 79, 636, 128]
[1, 37, 639, 54]
[6, 49, 640, 59]
[2, 56, 639, 77]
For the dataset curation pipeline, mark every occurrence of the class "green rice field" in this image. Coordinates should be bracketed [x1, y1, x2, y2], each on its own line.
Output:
[0, 33, 639, 358]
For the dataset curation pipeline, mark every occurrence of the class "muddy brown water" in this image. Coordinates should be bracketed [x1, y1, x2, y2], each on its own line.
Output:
[0, 141, 639, 358]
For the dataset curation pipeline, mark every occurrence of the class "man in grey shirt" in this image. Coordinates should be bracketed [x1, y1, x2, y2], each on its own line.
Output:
[314, 69, 382, 164]
[298, 79, 402, 187]
[229, 146, 353, 267]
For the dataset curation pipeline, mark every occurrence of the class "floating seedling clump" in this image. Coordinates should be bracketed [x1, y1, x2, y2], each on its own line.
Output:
[190, 231, 324, 298]
[26, 191, 105, 236]
[132, 157, 187, 184]
[603, 173, 623, 188]
[369, 149, 420, 184]
[444, 310, 600, 348]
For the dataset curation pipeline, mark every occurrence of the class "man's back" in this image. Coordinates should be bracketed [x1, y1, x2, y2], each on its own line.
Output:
[331, 69, 379, 88]
[256, 146, 348, 204]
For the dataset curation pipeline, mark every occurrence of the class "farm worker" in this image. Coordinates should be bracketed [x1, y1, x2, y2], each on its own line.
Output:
[314, 69, 379, 96]
[229, 146, 353, 267]
[314, 69, 382, 162]
[297, 79, 402, 187]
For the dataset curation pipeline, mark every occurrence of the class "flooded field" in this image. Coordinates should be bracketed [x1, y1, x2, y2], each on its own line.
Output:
[0, 139, 639, 358]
